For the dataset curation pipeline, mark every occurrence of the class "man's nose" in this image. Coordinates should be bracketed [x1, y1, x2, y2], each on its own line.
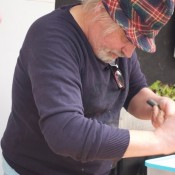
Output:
[122, 42, 136, 58]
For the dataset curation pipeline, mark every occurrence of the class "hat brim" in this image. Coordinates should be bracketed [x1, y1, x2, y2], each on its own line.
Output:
[124, 27, 156, 53]
[114, 8, 156, 53]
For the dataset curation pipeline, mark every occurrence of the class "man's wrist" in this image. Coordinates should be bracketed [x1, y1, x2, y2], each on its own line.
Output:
[123, 130, 164, 158]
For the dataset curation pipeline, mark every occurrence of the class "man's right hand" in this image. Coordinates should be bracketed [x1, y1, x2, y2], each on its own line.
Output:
[154, 115, 175, 155]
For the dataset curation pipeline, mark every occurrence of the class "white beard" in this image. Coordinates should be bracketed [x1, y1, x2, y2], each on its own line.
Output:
[96, 48, 125, 63]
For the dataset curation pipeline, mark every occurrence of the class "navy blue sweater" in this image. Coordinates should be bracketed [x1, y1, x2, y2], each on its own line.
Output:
[1, 4, 147, 175]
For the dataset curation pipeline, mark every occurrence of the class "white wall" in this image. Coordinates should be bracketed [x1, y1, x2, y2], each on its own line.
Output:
[0, 0, 54, 173]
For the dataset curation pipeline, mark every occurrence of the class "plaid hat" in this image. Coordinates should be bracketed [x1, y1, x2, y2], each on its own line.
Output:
[102, 0, 174, 53]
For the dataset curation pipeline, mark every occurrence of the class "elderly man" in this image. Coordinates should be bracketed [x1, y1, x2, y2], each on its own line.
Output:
[1, 0, 175, 175]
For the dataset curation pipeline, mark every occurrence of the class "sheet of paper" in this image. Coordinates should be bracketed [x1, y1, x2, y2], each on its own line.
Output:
[145, 155, 175, 172]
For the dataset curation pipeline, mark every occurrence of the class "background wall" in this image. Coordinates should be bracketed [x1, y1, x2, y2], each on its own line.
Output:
[137, 12, 175, 85]
[0, 0, 54, 173]
[55, 0, 78, 7]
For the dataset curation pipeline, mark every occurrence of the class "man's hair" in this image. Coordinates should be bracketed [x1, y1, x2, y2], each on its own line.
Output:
[81, 0, 119, 35]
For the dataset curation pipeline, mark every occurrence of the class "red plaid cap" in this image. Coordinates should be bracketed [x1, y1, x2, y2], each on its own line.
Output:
[102, 0, 174, 53]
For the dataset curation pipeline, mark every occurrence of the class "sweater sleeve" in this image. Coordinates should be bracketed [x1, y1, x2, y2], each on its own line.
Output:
[23, 14, 129, 163]
[124, 51, 148, 109]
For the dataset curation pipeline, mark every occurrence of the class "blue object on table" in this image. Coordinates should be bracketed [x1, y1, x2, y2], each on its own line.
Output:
[145, 155, 175, 172]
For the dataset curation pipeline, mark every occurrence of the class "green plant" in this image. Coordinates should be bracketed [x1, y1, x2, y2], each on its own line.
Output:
[149, 80, 175, 101]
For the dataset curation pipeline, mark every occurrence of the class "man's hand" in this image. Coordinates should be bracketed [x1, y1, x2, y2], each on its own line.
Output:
[149, 97, 175, 128]
[124, 108, 175, 158]
[152, 105, 165, 128]
[155, 114, 175, 155]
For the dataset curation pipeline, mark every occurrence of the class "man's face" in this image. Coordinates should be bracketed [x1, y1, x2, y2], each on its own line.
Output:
[87, 15, 136, 63]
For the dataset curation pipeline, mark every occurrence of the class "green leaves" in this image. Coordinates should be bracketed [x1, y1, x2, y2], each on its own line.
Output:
[149, 80, 175, 101]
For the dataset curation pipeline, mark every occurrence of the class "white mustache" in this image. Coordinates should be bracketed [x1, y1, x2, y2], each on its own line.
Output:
[96, 48, 126, 63]
[108, 50, 125, 58]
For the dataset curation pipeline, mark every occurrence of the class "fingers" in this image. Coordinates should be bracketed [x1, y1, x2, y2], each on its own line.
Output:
[155, 116, 175, 155]
[158, 98, 175, 118]
[152, 105, 165, 128]
[147, 99, 166, 128]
